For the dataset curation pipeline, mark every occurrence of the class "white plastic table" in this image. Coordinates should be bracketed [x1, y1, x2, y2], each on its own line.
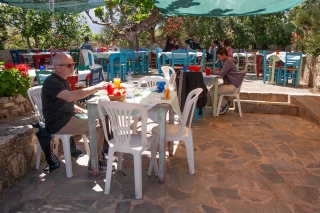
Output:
[86, 89, 180, 183]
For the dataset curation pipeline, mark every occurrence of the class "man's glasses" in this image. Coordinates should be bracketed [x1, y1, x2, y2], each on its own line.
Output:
[57, 63, 75, 68]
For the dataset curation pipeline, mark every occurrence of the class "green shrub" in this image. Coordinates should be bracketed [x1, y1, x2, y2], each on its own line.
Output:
[0, 62, 32, 97]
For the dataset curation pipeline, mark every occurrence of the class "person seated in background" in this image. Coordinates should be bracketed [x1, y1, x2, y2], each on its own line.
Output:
[207, 47, 246, 115]
[42, 53, 112, 172]
[222, 39, 232, 56]
[206, 40, 220, 61]
[173, 38, 180, 50]
[80, 36, 94, 52]
[109, 38, 119, 51]
[185, 36, 202, 50]
[163, 36, 175, 52]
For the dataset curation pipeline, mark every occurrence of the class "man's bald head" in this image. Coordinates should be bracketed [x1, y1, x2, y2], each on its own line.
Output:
[52, 53, 71, 67]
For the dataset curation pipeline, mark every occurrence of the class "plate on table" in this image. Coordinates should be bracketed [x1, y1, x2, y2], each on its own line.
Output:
[95, 90, 108, 96]
[75, 114, 88, 120]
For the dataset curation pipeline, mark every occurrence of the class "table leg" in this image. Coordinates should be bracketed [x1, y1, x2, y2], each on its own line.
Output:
[87, 104, 99, 177]
[168, 107, 174, 156]
[212, 78, 218, 117]
[110, 56, 114, 80]
[158, 107, 166, 183]
[33, 56, 39, 69]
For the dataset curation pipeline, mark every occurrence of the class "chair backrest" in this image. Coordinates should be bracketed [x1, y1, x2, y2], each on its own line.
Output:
[50, 49, 63, 64]
[36, 70, 52, 85]
[285, 52, 302, 69]
[27, 86, 44, 123]
[10, 50, 21, 65]
[89, 67, 102, 86]
[178, 88, 202, 136]
[161, 66, 175, 81]
[172, 50, 189, 67]
[70, 49, 80, 66]
[187, 49, 197, 63]
[137, 76, 169, 88]
[245, 52, 256, 64]
[97, 101, 148, 149]
[81, 49, 96, 67]
[199, 49, 206, 71]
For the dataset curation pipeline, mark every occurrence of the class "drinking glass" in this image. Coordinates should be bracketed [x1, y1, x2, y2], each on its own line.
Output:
[113, 78, 121, 88]
[205, 67, 211, 76]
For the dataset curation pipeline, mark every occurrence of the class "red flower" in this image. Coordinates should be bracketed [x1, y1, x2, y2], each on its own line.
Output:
[21, 71, 27, 77]
[15, 64, 31, 72]
[4, 62, 15, 70]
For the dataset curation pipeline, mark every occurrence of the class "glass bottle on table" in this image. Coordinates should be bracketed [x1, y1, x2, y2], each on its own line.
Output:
[126, 70, 135, 100]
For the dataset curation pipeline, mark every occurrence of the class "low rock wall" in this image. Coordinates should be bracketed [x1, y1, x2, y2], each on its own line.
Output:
[0, 115, 38, 193]
[0, 94, 32, 120]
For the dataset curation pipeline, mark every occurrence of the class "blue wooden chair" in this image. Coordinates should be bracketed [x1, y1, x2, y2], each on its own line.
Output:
[262, 51, 281, 84]
[187, 49, 197, 65]
[10, 50, 22, 65]
[35, 70, 52, 85]
[89, 67, 103, 86]
[171, 49, 189, 70]
[280, 52, 303, 87]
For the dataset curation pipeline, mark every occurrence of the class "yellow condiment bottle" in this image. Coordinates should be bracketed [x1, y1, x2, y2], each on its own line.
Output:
[165, 86, 170, 100]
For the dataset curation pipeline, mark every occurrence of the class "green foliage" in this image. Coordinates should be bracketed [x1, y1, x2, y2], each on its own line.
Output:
[0, 4, 91, 49]
[0, 63, 31, 97]
[288, 0, 320, 56]
[154, 13, 291, 51]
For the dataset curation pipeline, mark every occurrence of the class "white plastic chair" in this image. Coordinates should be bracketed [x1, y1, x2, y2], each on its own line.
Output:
[150, 88, 203, 175]
[216, 85, 243, 117]
[97, 101, 158, 199]
[27, 86, 90, 177]
[244, 52, 257, 74]
[137, 75, 169, 88]
[132, 76, 169, 134]
[81, 49, 105, 81]
[161, 66, 176, 90]
[161, 66, 174, 82]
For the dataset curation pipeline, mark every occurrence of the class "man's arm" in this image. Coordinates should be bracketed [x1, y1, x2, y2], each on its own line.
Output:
[57, 81, 109, 102]
[74, 104, 87, 114]
[211, 59, 232, 76]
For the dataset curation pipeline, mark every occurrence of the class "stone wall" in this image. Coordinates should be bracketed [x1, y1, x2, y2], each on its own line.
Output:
[0, 115, 38, 193]
[0, 50, 11, 62]
[0, 94, 32, 120]
[302, 54, 320, 88]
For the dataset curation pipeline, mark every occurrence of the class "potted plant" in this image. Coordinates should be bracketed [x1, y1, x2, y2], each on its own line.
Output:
[0, 62, 32, 97]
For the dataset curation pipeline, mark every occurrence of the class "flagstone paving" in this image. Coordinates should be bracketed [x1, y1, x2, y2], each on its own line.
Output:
[1, 111, 320, 213]
[1, 72, 320, 213]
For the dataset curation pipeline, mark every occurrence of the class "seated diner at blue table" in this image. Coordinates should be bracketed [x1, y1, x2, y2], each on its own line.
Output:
[207, 47, 246, 115]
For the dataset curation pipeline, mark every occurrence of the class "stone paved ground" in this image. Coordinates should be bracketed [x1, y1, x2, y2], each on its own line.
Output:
[1, 72, 320, 213]
[1, 112, 320, 213]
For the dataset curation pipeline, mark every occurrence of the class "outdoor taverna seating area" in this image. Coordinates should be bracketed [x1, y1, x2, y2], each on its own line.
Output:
[1, 0, 320, 212]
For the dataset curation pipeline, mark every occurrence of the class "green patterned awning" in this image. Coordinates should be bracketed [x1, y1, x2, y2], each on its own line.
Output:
[153, 0, 305, 16]
[0, 0, 104, 13]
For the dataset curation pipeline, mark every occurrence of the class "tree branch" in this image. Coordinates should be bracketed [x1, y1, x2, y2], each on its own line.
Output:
[119, 5, 129, 22]
[85, 10, 125, 37]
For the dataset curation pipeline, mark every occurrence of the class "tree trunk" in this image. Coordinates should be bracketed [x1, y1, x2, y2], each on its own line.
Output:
[308, 55, 319, 88]
[34, 36, 39, 48]
[124, 29, 139, 49]
[26, 37, 31, 49]
[150, 26, 155, 44]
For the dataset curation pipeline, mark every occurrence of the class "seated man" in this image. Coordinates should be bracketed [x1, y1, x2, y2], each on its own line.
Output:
[207, 47, 246, 115]
[163, 36, 175, 52]
[80, 36, 94, 52]
[42, 53, 110, 172]
[185, 36, 202, 50]
[109, 38, 119, 51]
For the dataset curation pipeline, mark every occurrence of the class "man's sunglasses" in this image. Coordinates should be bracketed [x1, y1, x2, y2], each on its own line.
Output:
[57, 63, 75, 68]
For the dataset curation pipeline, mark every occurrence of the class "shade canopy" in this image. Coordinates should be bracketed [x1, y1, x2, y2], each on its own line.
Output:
[0, 0, 104, 13]
[153, 0, 305, 16]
